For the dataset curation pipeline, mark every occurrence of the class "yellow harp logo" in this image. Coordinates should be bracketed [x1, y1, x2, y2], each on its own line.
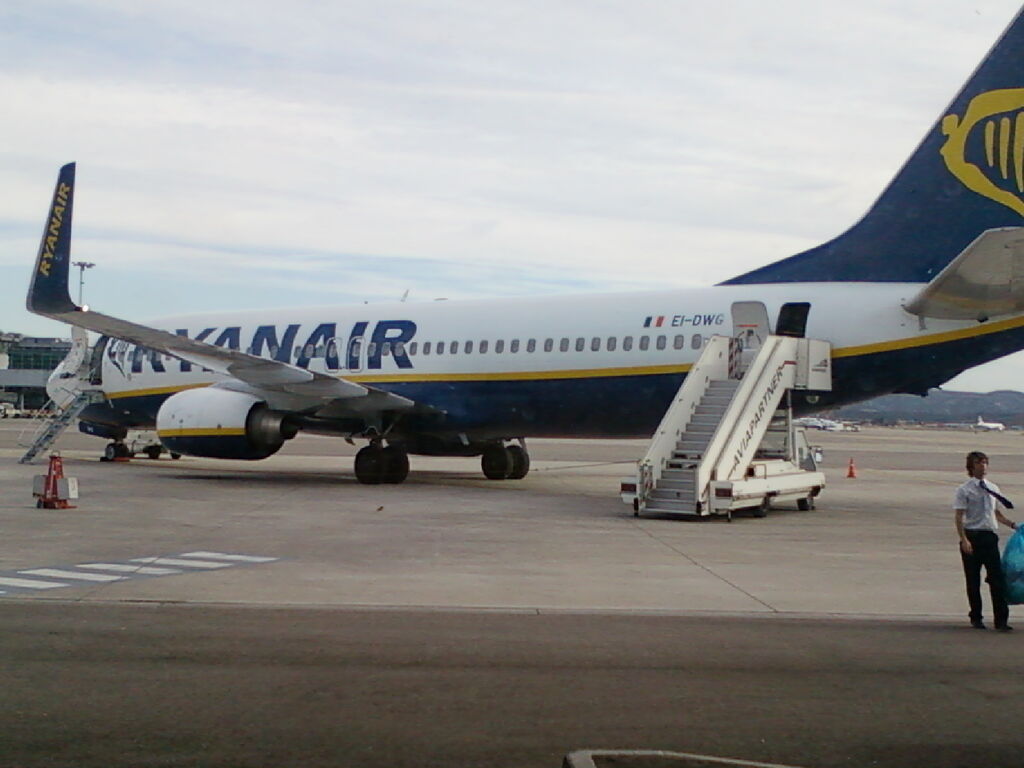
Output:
[940, 88, 1024, 218]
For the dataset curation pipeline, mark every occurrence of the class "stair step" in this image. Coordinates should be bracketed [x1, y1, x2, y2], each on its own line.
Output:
[643, 500, 699, 514]
[657, 480, 694, 492]
[660, 468, 696, 480]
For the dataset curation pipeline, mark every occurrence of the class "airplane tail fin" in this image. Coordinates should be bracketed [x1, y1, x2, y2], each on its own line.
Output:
[724, 8, 1024, 285]
[26, 162, 80, 317]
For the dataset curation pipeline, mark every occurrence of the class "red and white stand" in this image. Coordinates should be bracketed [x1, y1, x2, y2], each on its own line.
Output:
[33, 452, 78, 509]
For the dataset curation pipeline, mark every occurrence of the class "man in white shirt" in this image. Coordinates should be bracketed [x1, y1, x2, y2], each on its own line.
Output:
[954, 451, 1019, 631]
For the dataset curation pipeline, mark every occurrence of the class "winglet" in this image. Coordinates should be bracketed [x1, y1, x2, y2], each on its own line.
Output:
[26, 162, 80, 317]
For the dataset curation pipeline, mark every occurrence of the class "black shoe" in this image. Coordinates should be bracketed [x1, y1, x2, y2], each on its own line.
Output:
[995, 624, 1013, 632]
[971, 620, 987, 629]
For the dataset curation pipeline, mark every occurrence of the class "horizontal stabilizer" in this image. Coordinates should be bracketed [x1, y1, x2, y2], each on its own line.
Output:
[903, 227, 1024, 320]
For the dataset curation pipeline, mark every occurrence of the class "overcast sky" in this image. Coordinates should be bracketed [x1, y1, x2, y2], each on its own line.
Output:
[2, 0, 1022, 392]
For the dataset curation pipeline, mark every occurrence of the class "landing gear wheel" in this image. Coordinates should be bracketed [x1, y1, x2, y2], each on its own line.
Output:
[144, 446, 163, 460]
[381, 446, 410, 484]
[170, 453, 182, 460]
[752, 497, 770, 518]
[797, 495, 814, 511]
[104, 442, 130, 461]
[481, 444, 511, 480]
[354, 445, 386, 484]
[506, 444, 530, 479]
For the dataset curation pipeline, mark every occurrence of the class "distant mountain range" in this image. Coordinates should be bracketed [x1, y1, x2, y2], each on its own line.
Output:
[831, 390, 1024, 426]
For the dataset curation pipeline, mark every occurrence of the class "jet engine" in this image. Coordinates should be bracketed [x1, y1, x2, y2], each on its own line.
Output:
[156, 387, 298, 460]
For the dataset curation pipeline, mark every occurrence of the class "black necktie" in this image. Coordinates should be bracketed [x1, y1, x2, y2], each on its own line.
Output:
[980, 480, 1014, 510]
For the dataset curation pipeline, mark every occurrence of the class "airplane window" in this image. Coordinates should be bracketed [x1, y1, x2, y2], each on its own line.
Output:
[590, 337, 600, 351]
[639, 336, 650, 351]
[422, 341, 431, 355]
[367, 342, 377, 357]
[294, 346, 301, 360]
[656, 335, 666, 350]
[408, 342, 418, 356]
[525, 339, 534, 353]
[437, 342, 445, 355]
[542, 339, 551, 352]
[575, 337, 585, 352]
[383, 342, 391, 356]
[559, 338, 570, 353]
[327, 341, 338, 358]
[480, 340, 489, 353]
[451, 341, 460, 354]
[623, 336, 633, 351]
[394, 341, 405, 356]
[506, 340, 514, 353]
[691, 334, 702, 349]
[465, 341, 474, 354]
[315, 344, 325, 356]
[304, 344, 315, 358]
[673, 335, 685, 350]
[607, 337, 617, 351]
[269, 345, 279, 358]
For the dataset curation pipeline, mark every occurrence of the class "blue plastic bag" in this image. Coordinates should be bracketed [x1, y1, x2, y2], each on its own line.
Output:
[1003, 528, 1024, 605]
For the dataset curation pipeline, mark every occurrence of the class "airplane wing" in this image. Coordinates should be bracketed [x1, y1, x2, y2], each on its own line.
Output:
[26, 163, 414, 410]
[903, 227, 1024, 320]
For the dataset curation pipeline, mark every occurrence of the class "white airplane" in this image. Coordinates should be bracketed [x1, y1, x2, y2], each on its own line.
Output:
[975, 416, 1006, 431]
[26, 7, 1024, 484]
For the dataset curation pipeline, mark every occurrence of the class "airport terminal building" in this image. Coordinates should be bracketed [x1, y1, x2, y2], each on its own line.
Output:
[0, 332, 70, 411]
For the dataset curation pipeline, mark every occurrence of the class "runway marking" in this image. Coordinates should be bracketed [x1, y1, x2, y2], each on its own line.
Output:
[180, 551, 278, 563]
[19, 568, 124, 582]
[130, 557, 233, 569]
[78, 563, 182, 575]
[0, 552, 279, 595]
[0, 576, 68, 589]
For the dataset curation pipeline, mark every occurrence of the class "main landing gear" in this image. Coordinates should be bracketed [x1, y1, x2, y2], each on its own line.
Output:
[354, 442, 410, 485]
[481, 441, 530, 480]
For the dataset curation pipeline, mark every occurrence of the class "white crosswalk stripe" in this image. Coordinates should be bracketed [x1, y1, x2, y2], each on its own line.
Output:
[0, 552, 277, 594]
[130, 557, 232, 569]
[20, 568, 125, 582]
[180, 551, 279, 563]
[78, 563, 182, 575]
[0, 576, 68, 589]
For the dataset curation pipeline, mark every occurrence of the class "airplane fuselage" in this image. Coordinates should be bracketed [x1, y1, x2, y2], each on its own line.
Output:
[75, 282, 1024, 441]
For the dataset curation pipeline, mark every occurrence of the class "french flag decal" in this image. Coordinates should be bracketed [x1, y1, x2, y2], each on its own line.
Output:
[643, 316, 665, 328]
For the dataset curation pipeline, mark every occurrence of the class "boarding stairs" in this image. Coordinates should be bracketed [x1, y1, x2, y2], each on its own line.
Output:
[633, 333, 830, 517]
[18, 391, 103, 464]
[18, 326, 102, 465]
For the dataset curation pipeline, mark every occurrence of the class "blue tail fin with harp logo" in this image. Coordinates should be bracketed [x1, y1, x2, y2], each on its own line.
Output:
[723, 7, 1024, 286]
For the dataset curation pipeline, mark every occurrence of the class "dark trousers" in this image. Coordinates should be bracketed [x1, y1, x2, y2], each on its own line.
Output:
[960, 529, 1008, 627]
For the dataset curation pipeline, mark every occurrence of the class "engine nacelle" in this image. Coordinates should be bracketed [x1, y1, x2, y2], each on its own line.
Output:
[156, 388, 297, 460]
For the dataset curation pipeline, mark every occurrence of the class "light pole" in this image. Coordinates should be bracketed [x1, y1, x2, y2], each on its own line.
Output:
[71, 261, 95, 305]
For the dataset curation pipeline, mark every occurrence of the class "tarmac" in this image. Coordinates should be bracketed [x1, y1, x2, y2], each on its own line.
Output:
[1, 421, 1023, 768]
[1, 421, 1020, 620]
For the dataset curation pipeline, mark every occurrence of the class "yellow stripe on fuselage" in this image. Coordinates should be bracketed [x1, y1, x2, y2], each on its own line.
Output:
[157, 427, 247, 438]
[106, 383, 211, 400]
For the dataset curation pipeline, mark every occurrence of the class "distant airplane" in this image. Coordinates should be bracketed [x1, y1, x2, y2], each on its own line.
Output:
[25, 7, 1024, 483]
[975, 416, 1006, 431]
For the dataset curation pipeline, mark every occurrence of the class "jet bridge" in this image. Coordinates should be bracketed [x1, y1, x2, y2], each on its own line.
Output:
[624, 333, 830, 519]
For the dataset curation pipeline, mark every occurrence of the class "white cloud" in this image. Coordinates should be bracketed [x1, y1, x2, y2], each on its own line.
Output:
[2, 0, 1024, 389]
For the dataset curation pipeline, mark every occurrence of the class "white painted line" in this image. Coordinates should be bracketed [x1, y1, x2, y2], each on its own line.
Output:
[131, 557, 232, 569]
[179, 551, 278, 563]
[0, 576, 68, 589]
[78, 563, 182, 575]
[20, 568, 124, 582]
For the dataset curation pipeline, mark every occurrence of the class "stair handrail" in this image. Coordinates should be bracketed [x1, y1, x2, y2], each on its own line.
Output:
[694, 336, 801, 503]
[637, 334, 732, 511]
